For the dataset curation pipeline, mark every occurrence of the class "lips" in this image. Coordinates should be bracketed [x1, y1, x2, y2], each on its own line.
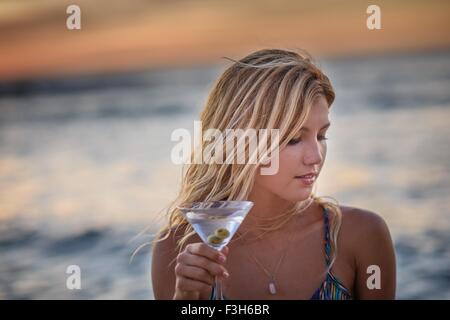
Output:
[294, 173, 317, 186]
[295, 172, 317, 179]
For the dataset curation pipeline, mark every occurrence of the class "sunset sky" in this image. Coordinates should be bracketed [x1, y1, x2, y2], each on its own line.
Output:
[0, 0, 449, 80]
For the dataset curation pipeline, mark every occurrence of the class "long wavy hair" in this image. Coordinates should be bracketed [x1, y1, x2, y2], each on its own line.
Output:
[155, 48, 343, 271]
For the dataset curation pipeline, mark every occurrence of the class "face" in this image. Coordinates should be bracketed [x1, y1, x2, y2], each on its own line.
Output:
[253, 95, 330, 203]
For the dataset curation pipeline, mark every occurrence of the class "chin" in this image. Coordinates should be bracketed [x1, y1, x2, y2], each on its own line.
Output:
[283, 190, 312, 203]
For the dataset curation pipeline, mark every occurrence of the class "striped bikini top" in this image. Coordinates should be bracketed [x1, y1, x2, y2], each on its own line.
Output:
[310, 207, 352, 300]
[210, 206, 353, 300]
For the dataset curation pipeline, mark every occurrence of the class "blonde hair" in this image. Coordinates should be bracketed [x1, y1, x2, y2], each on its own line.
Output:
[156, 48, 342, 271]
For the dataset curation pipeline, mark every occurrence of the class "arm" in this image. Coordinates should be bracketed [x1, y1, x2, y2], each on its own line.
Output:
[348, 209, 397, 299]
[151, 231, 178, 299]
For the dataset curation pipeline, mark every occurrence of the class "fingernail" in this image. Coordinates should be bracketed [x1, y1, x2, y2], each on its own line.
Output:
[223, 271, 229, 278]
[218, 255, 226, 263]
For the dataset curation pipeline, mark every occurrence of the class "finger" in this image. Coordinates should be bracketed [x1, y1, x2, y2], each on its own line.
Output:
[176, 277, 211, 293]
[186, 243, 226, 263]
[220, 246, 229, 256]
[175, 264, 214, 285]
[178, 252, 229, 278]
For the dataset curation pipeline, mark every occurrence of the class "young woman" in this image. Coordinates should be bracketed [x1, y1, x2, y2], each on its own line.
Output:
[151, 49, 396, 300]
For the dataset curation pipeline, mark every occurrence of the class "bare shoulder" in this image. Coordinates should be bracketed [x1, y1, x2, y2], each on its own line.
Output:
[152, 227, 184, 259]
[339, 205, 391, 240]
[336, 205, 392, 266]
[151, 226, 187, 299]
[338, 205, 396, 299]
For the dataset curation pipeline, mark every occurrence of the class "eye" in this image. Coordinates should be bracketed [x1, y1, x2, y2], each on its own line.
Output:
[287, 137, 301, 145]
[288, 135, 328, 145]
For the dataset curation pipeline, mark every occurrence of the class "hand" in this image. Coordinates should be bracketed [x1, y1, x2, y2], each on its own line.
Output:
[173, 243, 229, 300]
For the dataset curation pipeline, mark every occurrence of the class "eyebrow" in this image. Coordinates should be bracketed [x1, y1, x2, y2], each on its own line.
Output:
[300, 122, 331, 132]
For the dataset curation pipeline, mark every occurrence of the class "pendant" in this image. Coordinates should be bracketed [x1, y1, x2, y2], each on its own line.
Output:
[269, 282, 277, 295]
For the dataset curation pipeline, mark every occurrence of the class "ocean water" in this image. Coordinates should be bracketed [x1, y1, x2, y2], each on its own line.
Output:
[0, 50, 449, 299]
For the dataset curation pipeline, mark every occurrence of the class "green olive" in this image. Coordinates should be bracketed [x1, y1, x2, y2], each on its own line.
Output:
[214, 228, 230, 239]
[207, 235, 224, 245]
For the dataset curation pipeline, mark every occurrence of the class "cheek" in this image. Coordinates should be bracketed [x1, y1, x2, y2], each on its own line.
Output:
[255, 169, 286, 191]
[253, 143, 327, 194]
[255, 150, 296, 188]
[279, 147, 302, 169]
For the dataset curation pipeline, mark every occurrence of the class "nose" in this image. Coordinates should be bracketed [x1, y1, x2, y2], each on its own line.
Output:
[303, 139, 324, 166]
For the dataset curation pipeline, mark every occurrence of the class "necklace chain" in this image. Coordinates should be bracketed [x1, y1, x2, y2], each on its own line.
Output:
[242, 196, 314, 235]
[232, 196, 315, 295]
[237, 225, 297, 295]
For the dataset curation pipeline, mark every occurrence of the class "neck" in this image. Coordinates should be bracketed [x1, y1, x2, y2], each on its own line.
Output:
[238, 187, 313, 239]
[248, 190, 294, 220]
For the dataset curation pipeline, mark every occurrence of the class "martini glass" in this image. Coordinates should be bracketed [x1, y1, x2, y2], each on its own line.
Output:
[177, 200, 253, 300]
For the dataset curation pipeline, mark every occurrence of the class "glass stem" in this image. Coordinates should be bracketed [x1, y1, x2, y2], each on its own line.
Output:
[215, 275, 223, 300]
